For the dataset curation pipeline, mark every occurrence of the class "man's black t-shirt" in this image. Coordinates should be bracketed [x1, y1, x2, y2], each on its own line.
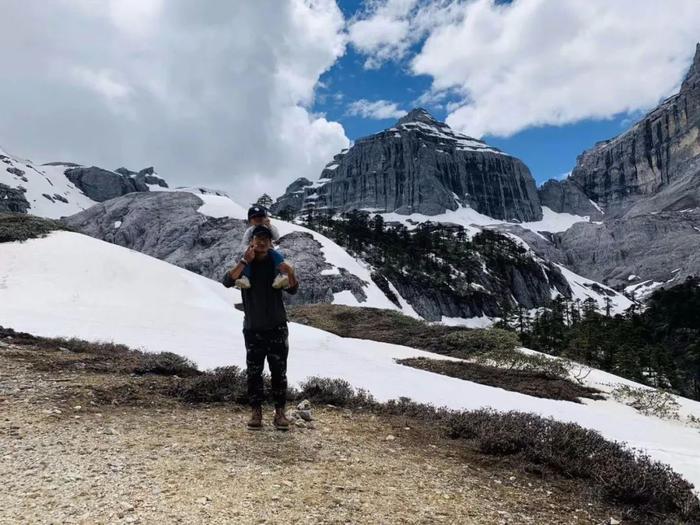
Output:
[222, 252, 298, 330]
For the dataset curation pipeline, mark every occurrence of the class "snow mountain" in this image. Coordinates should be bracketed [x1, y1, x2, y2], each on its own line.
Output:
[0, 145, 167, 219]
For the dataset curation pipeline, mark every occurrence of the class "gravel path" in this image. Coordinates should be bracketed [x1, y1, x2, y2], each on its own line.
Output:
[0, 340, 625, 524]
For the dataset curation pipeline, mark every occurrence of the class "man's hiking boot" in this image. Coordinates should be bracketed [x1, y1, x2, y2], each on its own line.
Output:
[247, 406, 263, 430]
[235, 276, 251, 289]
[272, 274, 289, 289]
[273, 407, 290, 431]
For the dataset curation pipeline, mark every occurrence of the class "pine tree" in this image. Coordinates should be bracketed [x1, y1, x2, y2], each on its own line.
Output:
[255, 193, 273, 209]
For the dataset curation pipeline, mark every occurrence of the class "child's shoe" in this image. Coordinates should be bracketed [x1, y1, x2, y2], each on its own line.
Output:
[235, 276, 251, 289]
[272, 274, 289, 289]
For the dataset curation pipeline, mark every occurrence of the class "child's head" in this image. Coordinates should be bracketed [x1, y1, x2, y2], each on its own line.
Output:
[247, 205, 267, 225]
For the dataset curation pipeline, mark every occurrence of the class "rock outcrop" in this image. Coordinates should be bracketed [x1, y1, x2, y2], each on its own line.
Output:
[569, 44, 700, 219]
[0, 183, 30, 213]
[64, 166, 168, 202]
[62, 191, 380, 307]
[553, 211, 700, 289]
[538, 179, 603, 219]
[272, 108, 542, 222]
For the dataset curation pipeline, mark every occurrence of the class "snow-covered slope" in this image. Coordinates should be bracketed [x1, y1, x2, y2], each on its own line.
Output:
[0, 147, 96, 218]
[1, 230, 699, 490]
[183, 191, 410, 313]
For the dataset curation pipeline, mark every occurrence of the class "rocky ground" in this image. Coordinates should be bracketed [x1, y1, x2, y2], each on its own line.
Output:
[0, 338, 631, 524]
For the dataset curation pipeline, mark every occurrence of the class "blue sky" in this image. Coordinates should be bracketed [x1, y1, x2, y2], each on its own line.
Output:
[312, 0, 694, 186]
[314, 44, 639, 185]
[1, 0, 697, 202]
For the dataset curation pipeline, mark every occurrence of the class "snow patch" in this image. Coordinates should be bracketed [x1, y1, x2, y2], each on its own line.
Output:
[438, 315, 496, 328]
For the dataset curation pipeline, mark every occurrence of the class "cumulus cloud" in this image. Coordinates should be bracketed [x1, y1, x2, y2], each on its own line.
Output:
[409, 0, 700, 138]
[346, 99, 406, 119]
[0, 0, 349, 203]
[347, 0, 461, 69]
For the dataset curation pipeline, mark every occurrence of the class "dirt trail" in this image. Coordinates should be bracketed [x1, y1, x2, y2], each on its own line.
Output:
[0, 340, 625, 524]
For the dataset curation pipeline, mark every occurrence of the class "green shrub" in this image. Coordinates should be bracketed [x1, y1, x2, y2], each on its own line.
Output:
[611, 385, 681, 420]
[442, 328, 519, 358]
[474, 348, 569, 379]
[442, 408, 700, 519]
[135, 352, 200, 377]
[176, 366, 249, 403]
[0, 212, 73, 243]
[297, 376, 375, 407]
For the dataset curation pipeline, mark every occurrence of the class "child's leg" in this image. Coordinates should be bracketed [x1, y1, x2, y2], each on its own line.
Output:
[235, 263, 252, 289]
[271, 251, 292, 289]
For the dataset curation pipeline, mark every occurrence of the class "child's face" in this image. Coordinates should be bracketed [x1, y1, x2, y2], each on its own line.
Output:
[250, 215, 265, 226]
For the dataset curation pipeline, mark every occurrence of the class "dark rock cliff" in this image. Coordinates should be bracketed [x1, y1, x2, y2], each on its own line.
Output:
[0, 183, 30, 213]
[64, 166, 168, 203]
[569, 44, 700, 218]
[272, 109, 542, 222]
[538, 179, 603, 219]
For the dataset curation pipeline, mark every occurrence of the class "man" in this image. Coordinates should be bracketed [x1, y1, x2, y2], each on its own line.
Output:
[222, 225, 299, 430]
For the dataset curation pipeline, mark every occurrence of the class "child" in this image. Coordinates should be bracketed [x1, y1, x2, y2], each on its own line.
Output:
[235, 205, 289, 289]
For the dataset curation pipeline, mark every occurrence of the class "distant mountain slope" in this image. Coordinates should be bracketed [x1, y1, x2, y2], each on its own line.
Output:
[62, 191, 405, 313]
[1, 229, 699, 491]
[0, 145, 167, 219]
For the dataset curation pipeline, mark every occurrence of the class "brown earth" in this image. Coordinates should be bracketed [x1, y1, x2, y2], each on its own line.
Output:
[0, 337, 633, 524]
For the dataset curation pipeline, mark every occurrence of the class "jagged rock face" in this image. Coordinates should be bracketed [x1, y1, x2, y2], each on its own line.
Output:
[62, 191, 375, 307]
[64, 166, 167, 202]
[570, 44, 700, 218]
[272, 177, 312, 216]
[0, 183, 30, 213]
[382, 256, 570, 321]
[272, 109, 542, 222]
[545, 211, 700, 289]
[538, 179, 603, 219]
[276, 232, 369, 306]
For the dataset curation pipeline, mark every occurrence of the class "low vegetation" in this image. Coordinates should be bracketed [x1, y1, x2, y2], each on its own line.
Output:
[397, 358, 602, 403]
[0, 212, 73, 243]
[611, 384, 681, 420]
[2, 326, 698, 523]
[288, 304, 462, 354]
[0, 326, 200, 377]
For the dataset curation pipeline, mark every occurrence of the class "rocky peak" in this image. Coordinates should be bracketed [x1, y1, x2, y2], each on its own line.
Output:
[681, 42, 700, 91]
[396, 108, 440, 127]
[272, 107, 542, 221]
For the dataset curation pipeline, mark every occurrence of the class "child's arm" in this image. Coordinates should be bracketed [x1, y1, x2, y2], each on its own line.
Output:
[240, 226, 253, 249]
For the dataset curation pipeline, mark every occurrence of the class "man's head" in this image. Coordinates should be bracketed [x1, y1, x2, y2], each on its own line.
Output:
[250, 225, 273, 253]
[248, 205, 267, 225]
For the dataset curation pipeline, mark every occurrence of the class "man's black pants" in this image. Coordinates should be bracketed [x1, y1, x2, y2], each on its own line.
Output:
[243, 325, 289, 409]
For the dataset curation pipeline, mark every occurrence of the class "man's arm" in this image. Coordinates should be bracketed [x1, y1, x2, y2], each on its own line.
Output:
[222, 247, 255, 287]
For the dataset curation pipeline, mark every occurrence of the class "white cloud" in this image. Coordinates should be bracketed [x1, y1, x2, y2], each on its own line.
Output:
[0, 0, 349, 204]
[71, 67, 132, 103]
[346, 99, 406, 119]
[408, 0, 700, 138]
[347, 0, 461, 69]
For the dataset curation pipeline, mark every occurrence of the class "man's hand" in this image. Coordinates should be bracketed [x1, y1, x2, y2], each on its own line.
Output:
[242, 246, 255, 263]
[227, 247, 255, 281]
